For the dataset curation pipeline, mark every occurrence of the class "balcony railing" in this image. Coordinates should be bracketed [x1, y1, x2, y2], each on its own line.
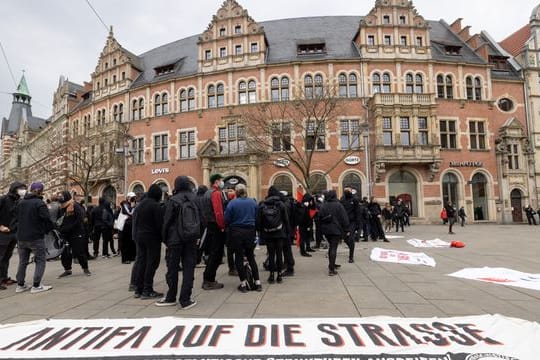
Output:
[375, 143, 440, 164]
[371, 93, 435, 106]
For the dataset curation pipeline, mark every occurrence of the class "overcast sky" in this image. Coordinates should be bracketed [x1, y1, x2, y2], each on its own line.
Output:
[0, 0, 537, 120]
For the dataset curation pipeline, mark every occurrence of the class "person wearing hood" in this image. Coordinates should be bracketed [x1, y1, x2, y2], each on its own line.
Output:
[14, 182, 55, 294]
[132, 184, 163, 300]
[317, 190, 350, 276]
[91, 197, 116, 258]
[297, 193, 317, 257]
[339, 187, 359, 263]
[256, 186, 290, 284]
[0, 181, 26, 290]
[156, 176, 201, 309]
[57, 191, 91, 278]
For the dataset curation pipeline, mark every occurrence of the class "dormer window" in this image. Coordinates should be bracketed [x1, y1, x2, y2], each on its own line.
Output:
[219, 28, 226, 37]
[250, 43, 259, 53]
[444, 45, 461, 56]
[234, 25, 242, 34]
[489, 55, 509, 70]
[297, 43, 326, 55]
[383, 15, 390, 24]
[155, 64, 175, 76]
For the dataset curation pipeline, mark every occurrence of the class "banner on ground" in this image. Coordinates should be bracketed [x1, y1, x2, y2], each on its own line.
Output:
[407, 238, 451, 248]
[0, 315, 537, 359]
[448, 267, 540, 291]
[370, 247, 436, 267]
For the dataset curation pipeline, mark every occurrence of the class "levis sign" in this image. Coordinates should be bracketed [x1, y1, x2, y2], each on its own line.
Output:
[151, 168, 170, 175]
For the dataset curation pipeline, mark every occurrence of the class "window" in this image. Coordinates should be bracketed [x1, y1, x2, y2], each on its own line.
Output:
[405, 73, 423, 93]
[180, 88, 196, 112]
[205, 50, 212, 60]
[304, 75, 313, 99]
[399, 15, 406, 24]
[372, 72, 391, 94]
[273, 175, 293, 196]
[400, 36, 407, 46]
[498, 98, 514, 112]
[306, 120, 326, 150]
[248, 80, 256, 103]
[162, 93, 169, 114]
[272, 122, 291, 152]
[338, 73, 358, 98]
[154, 94, 162, 116]
[238, 81, 247, 104]
[382, 116, 393, 146]
[217, 83, 225, 107]
[367, 35, 375, 45]
[97, 81, 100, 89]
[219, 28, 226, 36]
[113, 105, 119, 121]
[113, 58, 117, 66]
[507, 143, 520, 170]
[308, 173, 327, 196]
[418, 117, 428, 145]
[105, 62, 108, 69]
[384, 35, 392, 45]
[400, 117, 411, 146]
[138, 98, 145, 119]
[234, 25, 242, 34]
[153, 134, 169, 162]
[113, 75, 117, 83]
[314, 74, 323, 97]
[440, 119, 457, 149]
[297, 43, 326, 55]
[444, 45, 461, 55]
[235, 45, 242, 55]
[118, 103, 123, 121]
[208, 85, 216, 108]
[121, 71, 126, 80]
[466, 76, 482, 100]
[437, 75, 454, 99]
[219, 122, 246, 155]
[250, 42, 259, 53]
[383, 15, 390, 24]
[219, 47, 227, 58]
[442, 173, 459, 207]
[469, 121, 486, 150]
[105, 78, 108, 86]
[342, 173, 362, 198]
[271, 76, 289, 101]
[179, 130, 196, 159]
[416, 36, 423, 46]
[340, 119, 360, 150]
[72, 119, 79, 137]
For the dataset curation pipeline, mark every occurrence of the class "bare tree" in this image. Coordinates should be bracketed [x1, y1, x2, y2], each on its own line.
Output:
[242, 79, 365, 193]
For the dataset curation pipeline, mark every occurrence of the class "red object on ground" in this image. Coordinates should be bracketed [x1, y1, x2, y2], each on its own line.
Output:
[451, 240, 465, 248]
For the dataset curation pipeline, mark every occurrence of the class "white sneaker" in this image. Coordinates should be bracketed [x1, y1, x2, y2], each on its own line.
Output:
[30, 284, 53, 294]
[15, 284, 30, 293]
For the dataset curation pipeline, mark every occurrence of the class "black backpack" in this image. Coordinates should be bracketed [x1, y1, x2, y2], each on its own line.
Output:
[244, 262, 256, 291]
[175, 194, 201, 241]
[101, 208, 114, 228]
[260, 201, 283, 233]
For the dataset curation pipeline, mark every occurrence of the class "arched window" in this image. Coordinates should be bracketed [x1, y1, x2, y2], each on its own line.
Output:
[437, 75, 444, 98]
[248, 80, 257, 103]
[474, 77, 482, 100]
[338, 73, 347, 97]
[415, 74, 423, 93]
[308, 173, 327, 196]
[338, 73, 358, 98]
[466, 76, 473, 100]
[180, 88, 195, 112]
[445, 75, 453, 99]
[154, 94, 162, 116]
[271, 76, 289, 101]
[472, 173, 488, 220]
[162, 93, 168, 114]
[102, 185, 117, 206]
[372, 73, 381, 94]
[180, 90, 188, 112]
[405, 73, 423, 93]
[270, 77, 280, 101]
[208, 85, 216, 108]
[442, 172, 459, 207]
[217, 83, 225, 107]
[132, 99, 138, 120]
[382, 72, 391, 93]
[132, 184, 145, 199]
[238, 81, 247, 104]
[118, 103, 123, 121]
[314, 74, 323, 96]
[138, 98, 145, 118]
[342, 173, 362, 198]
[281, 77, 290, 101]
[349, 73, 358, 97]
[273, 175, 293, 196]
[304, 75, 313, 99]
[113, 105, 119, 121]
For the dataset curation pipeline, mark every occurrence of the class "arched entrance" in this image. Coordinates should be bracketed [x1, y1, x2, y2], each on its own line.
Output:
[132, 184, 145, 199]
[510, 189, 523, 223]
[272, 174, 293, 196]
[442, 172, 459, 208]
[471, 173, 488, 220]
[155, 181, 170, 202]
[102, 185, 117, 206]
[389, 170, 418, 216]
[308, 173, 328, 196]
[342, 172, 362, 198]
[224, 175, 246, 190]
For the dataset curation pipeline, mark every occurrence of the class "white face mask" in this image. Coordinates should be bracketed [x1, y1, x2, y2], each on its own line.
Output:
[17, 189, 27, 197]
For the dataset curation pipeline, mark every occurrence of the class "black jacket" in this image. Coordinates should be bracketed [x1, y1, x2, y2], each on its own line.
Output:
[162, 191, 203, 247]
[318, 192, 350, 236]
[16, 193, 55, 242]
[340, 193, 360, 225]
[58, 202, 85, 239]
[0, 181, 24, 236]
[91, 197, 113, 229]
[133, 196, 163, 242]
[256, 195, 290, 240]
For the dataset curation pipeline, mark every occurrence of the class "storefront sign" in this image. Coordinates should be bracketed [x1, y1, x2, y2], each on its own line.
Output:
[344, 155, 361, 165]
[450, 161, 483, 167]
[274, 158, 290, 168]
[151, 168, 170, 175]
[0, 315, 537, 359]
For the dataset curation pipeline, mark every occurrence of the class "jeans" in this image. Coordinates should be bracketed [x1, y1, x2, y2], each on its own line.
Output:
[203, 223, 225, 283]
[16, 239, 47, 287]
[0, 234, 17, 281]
[134, 237, 161, 294]
[326, 235, 341, 271]
[165, 241, 197, 306]
[229, 227, 259, 282]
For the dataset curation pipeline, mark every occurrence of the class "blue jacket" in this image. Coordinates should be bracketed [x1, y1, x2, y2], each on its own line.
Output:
[224, 197, 257, 228]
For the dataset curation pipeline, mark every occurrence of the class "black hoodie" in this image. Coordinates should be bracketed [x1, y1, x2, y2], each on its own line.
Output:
[256, 186, 290, 240]
[318, 190, 350, 236]
[0, 182, 25, 231]
[133, 184, 164, 241]
[16, 192, 55, 242]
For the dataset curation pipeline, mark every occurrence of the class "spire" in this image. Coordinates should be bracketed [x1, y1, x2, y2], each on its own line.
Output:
[15, 73, 30, 97]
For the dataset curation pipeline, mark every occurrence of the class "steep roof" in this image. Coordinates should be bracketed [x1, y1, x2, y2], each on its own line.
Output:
[500, 24, 530, 57]
[429, 20, 486, 64]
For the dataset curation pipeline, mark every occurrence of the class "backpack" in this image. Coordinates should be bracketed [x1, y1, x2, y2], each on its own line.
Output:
[244, 262, 256, 291]
[260, 201, 283, 233]
[175, 194, 201, 241]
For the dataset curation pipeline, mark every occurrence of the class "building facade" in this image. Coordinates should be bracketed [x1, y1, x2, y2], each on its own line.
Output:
[1, 0, 536, 223]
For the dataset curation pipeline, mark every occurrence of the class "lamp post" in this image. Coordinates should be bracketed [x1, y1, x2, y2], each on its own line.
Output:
[115, 146, 132, 195]
[361, 121, 371, 199]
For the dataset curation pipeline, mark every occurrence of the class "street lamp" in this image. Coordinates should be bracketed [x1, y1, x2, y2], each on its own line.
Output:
[360, 121, 371, 199]
[115, 146, 132, 195]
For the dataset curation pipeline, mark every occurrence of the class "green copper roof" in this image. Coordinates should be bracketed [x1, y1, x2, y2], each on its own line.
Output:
[15, 74, 30, 96]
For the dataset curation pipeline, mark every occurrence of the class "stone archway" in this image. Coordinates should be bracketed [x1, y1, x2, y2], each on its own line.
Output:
[471, 173, 489, 221]
[388, 170, 418, 216]
[510, 189, 523, 223]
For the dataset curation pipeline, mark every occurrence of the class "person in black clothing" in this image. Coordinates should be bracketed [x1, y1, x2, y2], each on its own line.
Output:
[280, 193, 296, 277]
[257, 186, 290, 284]
[393, 199, 406, 233]
[524, 205, 537, 225]
[368, 197, 388, 242]
[57, 191, 91, 278]
[91, 197, 116, 258]
[119, 193, 136, 264]
[132, 184, 163, 300]
[445, 201, 457, 234]
[359, 198, 371, 241]
[0, 181, 26, 290]
[339, 187, 358, 263]
[156, 176, 202, 309]
[458, 206, 467, 227]
[194, 185, 208, 266]
[318, 190, 350, 276]
[298, 193, 316, 257]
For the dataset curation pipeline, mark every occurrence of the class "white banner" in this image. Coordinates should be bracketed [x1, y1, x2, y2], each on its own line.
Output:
[370, 247, 436, 267]
[407, 238, 451, 248]
[0, 315, 537, 359]
[385, 235, 405, 239]
[448, 267, 540, 291]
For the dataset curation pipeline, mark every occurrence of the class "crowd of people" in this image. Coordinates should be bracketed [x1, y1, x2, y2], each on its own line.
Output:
[0, 174, 412, 309]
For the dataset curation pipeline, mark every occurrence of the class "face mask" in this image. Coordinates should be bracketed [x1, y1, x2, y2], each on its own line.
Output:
[218, 181, 225, 189]
[303, 202, 309, 207]
[17, 189, 26, 197]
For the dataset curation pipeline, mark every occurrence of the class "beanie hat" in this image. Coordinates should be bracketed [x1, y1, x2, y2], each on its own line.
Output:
[174, 176, 192, 192]
[30, 182, 44, 192]
[209, 173, 223, 184]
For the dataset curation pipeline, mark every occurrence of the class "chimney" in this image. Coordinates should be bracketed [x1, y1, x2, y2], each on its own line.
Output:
[450, 18, 463, 33]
